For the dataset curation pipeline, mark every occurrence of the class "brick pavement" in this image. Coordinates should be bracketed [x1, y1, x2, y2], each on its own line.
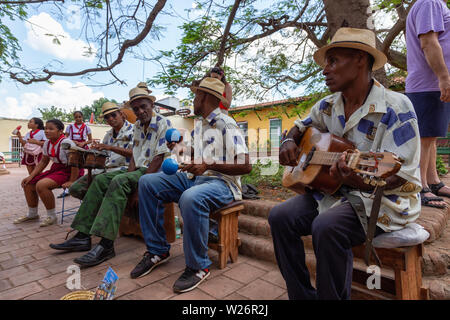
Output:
[0, 167, 287, 300]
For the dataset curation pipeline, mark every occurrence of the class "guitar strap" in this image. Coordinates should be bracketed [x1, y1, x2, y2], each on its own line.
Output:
[339, 186, 382, 267]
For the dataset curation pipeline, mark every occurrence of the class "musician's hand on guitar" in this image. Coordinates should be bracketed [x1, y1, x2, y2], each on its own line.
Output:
[329, 152, 352, 182]
[279, 141, 300, 166]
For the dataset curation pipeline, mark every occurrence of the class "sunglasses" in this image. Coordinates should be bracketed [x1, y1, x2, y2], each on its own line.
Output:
[104, 112, 118, 120]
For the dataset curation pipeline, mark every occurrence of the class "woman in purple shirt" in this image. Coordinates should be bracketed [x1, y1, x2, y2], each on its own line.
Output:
[406, 0, 450, 208]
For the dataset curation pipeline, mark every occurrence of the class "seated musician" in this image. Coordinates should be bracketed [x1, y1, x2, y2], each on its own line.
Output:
[15, 119, 83, 227]
[68, 101, 135, 200]
[49, 85, 171, 268]
[130, 77, 252, 293]
[268, 28, 422, 300]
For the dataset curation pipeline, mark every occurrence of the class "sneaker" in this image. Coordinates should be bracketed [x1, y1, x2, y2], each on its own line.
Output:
[173, 267, 210, 293]
[130, 251, 170, 279]
[13, 215, 39, 224]
[40, 216, 57, 227]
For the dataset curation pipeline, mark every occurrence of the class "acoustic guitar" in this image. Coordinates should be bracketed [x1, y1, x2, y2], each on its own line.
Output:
[282, 127, 403, 195]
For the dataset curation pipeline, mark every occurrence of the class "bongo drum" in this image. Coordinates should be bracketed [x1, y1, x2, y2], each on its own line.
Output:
[67, 149, 85, 168]
[84, 150, 107, 169]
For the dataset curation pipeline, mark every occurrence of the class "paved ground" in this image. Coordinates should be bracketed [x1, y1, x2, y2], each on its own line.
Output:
[0, 166, 288, 300]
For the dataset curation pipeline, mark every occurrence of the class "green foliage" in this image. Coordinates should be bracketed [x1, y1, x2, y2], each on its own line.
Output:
[242, 159, 284, 187]
[37, 97, 116, 123]
[436, 155, 448, 176]
[38, 106, 74, 122]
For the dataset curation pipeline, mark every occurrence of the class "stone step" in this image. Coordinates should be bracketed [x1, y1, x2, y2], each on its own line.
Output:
[241, 198, 450, 244]
[238, 214, 271, 238]
[423, 274, 450, 300]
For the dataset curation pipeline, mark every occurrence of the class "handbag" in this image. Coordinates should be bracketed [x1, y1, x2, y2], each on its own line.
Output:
[23, 142, 42, 165]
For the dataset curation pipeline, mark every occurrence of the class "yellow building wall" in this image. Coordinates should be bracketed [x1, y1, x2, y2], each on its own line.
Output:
[230, 104, 310, 150]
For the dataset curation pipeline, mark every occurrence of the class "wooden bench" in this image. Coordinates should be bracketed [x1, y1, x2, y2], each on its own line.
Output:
[208, 201, 244, 269]
[351, 243, 430, 300]
[119, 201, 177, 243]
[118, 200, 244, 269]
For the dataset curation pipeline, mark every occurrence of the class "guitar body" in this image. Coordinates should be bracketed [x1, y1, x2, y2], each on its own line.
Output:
[282, 127, 355, 194]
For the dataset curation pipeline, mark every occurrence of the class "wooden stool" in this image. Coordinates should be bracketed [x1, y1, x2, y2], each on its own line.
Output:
[351, 243, 430, 300]
[119, 201, 176, 243]
[208, 201, 244, 269]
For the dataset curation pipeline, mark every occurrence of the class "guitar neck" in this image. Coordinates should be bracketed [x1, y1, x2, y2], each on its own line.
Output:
[309, 150, 347, 166]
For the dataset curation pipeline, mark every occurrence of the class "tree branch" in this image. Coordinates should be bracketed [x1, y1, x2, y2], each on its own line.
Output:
[9, 0, 167, 85]
[0, 0, 63, 4]
[216, 0, 242, 67]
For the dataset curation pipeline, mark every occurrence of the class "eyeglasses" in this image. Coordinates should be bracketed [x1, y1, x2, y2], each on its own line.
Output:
[104, 112, 118, 120]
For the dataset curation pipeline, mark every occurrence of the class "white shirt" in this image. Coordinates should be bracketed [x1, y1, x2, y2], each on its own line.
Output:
[65, 123, 92, 141]
[294, 80, 422, 232]
[24, 130, 47, 142]
[42, 138, 75, 165]
[132, 112, 171, 168]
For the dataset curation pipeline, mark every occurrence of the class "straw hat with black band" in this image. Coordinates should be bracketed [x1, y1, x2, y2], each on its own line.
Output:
[313, 27, 387, 71]
[100, 101, 137, 124]
[190, 77, 227, 104]
[128, 86, 157, 104]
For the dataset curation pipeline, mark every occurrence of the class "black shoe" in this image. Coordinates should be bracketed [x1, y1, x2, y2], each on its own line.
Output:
[173, 267, 210, 293]
[130, 251, 170, 279]
[73, 244, 115, 267]
[49, 236, 91, 252]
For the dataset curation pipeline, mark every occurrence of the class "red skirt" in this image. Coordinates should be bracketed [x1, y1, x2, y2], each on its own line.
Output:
[29, 163, 84, 186]
[21, 152, 43, 166]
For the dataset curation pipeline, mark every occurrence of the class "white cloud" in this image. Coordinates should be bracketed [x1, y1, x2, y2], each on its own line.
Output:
[25, 12, 96, 61]
[0, 80, 104, 119]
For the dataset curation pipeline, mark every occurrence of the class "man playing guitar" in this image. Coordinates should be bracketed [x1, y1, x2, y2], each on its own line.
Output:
[269, 28, 422, 300]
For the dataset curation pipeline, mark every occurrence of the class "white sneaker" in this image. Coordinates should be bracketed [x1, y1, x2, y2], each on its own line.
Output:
[40, 216, 57, 227]
[14, 215, 39, 224]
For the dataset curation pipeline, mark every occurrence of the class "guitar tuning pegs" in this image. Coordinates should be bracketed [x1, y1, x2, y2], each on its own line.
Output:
[363, 177, 371, 185]
[370, 178, 378, 186]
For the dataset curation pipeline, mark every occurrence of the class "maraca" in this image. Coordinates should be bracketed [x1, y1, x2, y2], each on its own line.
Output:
[165, 128, 181, 143]
[162, 158, 179, 175]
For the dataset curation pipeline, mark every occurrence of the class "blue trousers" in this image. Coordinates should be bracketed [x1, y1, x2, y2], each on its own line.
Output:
[138, 172, 234, 270]
[269, 193, 384, 300]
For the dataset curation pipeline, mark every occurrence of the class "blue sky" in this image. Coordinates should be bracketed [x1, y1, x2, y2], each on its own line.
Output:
[0, 1, 197, 119]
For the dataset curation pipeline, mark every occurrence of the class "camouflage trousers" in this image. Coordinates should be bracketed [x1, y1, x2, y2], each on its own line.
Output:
[70, 167, 147, 241]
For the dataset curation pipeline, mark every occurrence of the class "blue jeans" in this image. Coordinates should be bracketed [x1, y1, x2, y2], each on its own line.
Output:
[138, 171, 234, 270]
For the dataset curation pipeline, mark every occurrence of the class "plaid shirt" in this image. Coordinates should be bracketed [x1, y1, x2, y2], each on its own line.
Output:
[191, 107, 249, 201]
[294, 80, 422, 232]
[133, 112, 171, 168]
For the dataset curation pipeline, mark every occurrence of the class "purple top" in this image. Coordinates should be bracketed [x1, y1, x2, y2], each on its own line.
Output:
[405, 0, 450, 93]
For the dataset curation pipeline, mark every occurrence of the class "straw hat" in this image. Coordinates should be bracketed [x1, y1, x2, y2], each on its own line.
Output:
[313, 27, 387, 71]
[99, 101, 120, 119]
[190, 77, 227, 104]
[128, 85, 156, 104]
[137, 82, 152, 94]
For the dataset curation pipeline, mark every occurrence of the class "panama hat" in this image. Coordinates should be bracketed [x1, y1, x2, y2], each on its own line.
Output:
[128, 85, 156, 104]
[137, 82, 152, 94]
[99, 101, 120, 119]
[313, 27, 387, 71]
[190, 77, 227, 104]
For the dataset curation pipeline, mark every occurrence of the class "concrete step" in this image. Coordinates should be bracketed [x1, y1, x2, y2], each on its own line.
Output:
[423, 274, 450, 300]
[238, 214, 271, 238]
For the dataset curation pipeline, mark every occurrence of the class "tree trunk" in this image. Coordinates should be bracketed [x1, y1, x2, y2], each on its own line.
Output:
[322, 0, 388, 86]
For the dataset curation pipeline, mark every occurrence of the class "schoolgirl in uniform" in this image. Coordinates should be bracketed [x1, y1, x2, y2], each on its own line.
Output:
[16, 117, 47, 174]
[65, 111, 93, 149]
[15, 119, 84, 227]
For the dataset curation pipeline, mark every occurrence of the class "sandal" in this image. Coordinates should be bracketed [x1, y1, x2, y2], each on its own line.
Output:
[420, 188, 446, 209]
[429, 181, 450, 198]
